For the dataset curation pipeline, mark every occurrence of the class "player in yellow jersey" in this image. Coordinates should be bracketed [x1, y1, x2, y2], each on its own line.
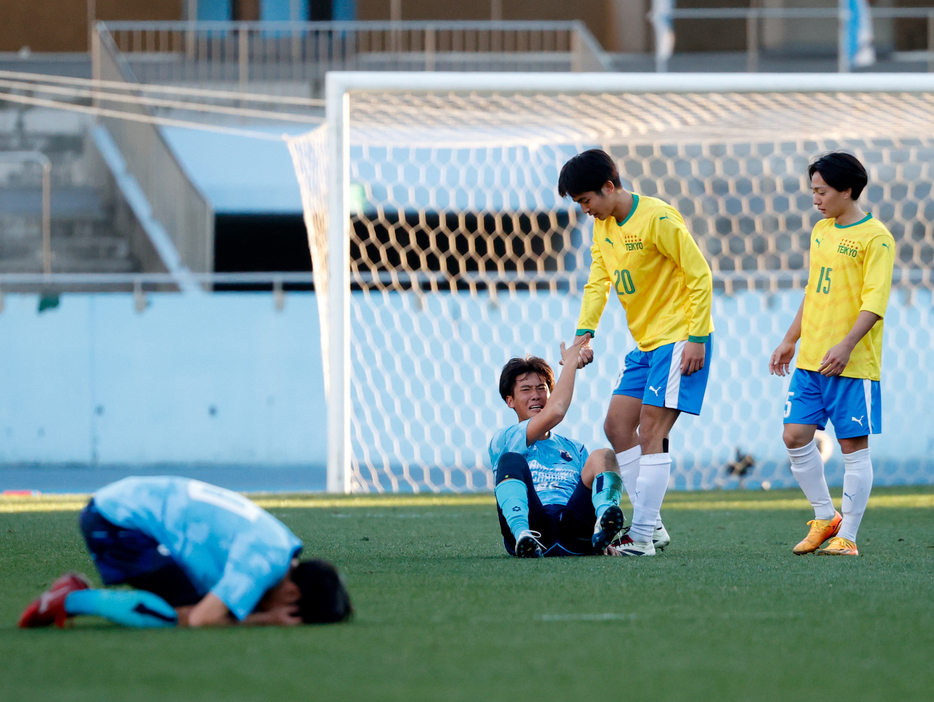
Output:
[770, 152, 895, 557]
[558, 149, 714, 556]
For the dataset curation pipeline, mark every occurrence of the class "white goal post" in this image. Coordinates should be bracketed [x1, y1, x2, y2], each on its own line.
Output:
[289, 71, 934, 494]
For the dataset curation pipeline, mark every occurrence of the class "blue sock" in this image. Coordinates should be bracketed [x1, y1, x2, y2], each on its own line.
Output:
[65, 589, 178, 628]
[592, 471, 623, 521]
[495, 478, 530, 538]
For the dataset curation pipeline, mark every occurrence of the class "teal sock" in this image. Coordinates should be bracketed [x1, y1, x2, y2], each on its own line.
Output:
[65, 589, 178, 628]
[495, 478, 530, 538]
[592, 471, 623, 521]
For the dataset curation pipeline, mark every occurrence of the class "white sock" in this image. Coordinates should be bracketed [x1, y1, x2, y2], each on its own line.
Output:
[787, 439, 835, 520]
[629, 453, 670, 541]
[615, 446, 642, 513]
[838, 448, 873, 542]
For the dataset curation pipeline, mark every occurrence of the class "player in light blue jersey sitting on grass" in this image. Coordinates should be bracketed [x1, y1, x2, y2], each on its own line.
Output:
[490, 341, 625, 557]
[19, 476, 352, 628]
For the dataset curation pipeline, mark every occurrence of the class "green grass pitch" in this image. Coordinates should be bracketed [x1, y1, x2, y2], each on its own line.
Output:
[2, 486, 933, 702]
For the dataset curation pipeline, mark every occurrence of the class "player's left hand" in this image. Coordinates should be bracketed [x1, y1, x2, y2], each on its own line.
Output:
[681, 341, 705, 376]
[255, 605, 303, 627]
[818, 342, 853, 376]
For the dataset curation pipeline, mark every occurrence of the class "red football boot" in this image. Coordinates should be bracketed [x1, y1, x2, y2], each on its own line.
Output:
[18, 572, 92, 628]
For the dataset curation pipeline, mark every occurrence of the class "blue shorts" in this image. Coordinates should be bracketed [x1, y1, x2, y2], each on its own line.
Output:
[783, 369, 882, 439]
[79, 500, 201, 606]
[612, 336, 713, 416]
[494, 454, 597, 557]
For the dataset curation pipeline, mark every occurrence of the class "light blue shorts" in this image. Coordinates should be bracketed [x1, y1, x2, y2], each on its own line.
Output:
[612, 336, 713, 416]
[784, 368, 882, 438]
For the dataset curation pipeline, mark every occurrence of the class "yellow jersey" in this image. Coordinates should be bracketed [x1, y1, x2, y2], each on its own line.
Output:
[798, 214, 895, 381]
[576, 194, 714, 351]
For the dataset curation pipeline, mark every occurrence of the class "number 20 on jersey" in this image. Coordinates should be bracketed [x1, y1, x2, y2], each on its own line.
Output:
[613, 269, 635, 295]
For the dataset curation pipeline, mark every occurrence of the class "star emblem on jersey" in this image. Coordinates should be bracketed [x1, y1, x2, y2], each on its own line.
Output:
[623, 234, 644, 252]
[560, 450, 572, 462]
[837, 238, 859, 258]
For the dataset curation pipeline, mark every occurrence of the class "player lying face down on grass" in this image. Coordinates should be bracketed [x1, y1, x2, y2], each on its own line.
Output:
[489, 342, 626, 557]
[19, 476, 352, 628]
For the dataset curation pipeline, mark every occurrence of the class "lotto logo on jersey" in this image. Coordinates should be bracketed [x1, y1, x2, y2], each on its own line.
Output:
[837, 239, 859, 258]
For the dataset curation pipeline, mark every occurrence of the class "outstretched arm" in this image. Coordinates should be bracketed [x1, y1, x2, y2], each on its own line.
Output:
[526, 340, 585, 444]
[769, 298, 804, 376]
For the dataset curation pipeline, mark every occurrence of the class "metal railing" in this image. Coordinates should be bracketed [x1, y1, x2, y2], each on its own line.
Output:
[97, 20, 609, 95]
[656, 4, 934, 73]
[93, 24, 215, 275]
[0, 272, 315, 301]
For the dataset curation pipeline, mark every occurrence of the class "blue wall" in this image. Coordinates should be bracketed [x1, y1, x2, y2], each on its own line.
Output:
[0, 292, 326, 466]
[1, 289, 931, 492]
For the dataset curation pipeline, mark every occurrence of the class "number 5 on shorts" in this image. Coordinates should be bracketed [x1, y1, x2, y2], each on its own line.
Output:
[783, 391, 794, 419]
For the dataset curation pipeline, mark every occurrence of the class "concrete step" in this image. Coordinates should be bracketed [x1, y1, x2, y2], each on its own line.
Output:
[0, 252, 138, 274]
[1, 234, 131, 261]
[0, 185, 106, 219]
[55, 235, 131, 260]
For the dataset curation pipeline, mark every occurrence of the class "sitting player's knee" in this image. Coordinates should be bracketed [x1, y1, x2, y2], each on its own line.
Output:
[592, 448, 618, 473]
[496, 453, 531, 484]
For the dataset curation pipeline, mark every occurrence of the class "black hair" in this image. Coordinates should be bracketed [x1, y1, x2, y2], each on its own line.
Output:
[558, 149, 622, 198]
[293, 559, 353, 624]
[498, 356, 555, 402]
[808, 152, 868, 200]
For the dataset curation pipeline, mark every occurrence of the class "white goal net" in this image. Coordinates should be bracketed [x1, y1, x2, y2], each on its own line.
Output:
[288, 73, 934, 494]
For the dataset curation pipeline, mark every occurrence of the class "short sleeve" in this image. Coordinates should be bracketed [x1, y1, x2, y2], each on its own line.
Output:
[489, 420, 532, 469]
[210, 536, 295, 621]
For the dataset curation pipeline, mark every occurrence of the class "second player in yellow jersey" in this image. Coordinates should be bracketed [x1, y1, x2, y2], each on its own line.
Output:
[797, 214, 894, 381]
[770, 151, 895, 558]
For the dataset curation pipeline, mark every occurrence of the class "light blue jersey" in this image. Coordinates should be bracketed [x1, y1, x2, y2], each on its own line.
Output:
[92, 477, 302, 621]
[489, 420, 588, 506]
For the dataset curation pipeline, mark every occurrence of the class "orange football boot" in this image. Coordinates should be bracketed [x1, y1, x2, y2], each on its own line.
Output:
[792, 511, 842, 555]
[816, 536, 859, 556]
